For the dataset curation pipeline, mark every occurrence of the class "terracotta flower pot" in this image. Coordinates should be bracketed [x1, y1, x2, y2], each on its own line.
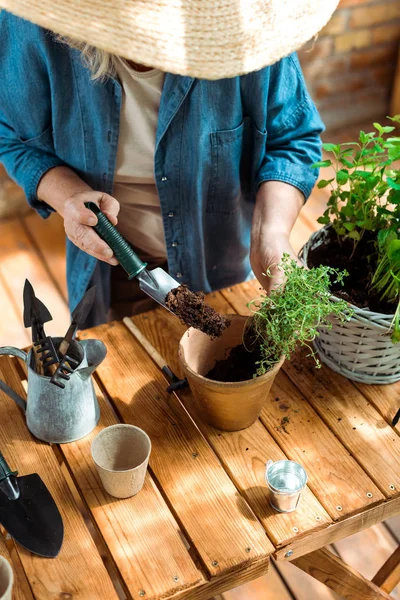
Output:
[179, 314, 284, 431]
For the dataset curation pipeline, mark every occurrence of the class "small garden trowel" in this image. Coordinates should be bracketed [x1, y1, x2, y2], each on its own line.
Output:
[85, 202, 180, 310]
[0, 451, 64, 557]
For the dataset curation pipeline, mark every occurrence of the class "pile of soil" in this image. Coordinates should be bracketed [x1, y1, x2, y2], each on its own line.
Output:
[206, 342, 263, 382]
[307, 228, 395, 314]
[165, 284, 231, 338]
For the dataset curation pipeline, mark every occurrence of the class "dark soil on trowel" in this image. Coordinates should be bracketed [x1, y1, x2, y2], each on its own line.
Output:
[165, 284, 231, 338]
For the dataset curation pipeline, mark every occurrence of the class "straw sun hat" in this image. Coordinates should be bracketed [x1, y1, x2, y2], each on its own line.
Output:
[0, 0, 339, 79]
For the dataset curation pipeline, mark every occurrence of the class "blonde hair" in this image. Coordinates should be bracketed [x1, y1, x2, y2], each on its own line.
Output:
[56, 36, 118, 80]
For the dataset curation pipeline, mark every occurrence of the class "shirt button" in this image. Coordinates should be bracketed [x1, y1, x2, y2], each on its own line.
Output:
[168, 211, 175, 218]
[171, 241, 178, 247]
[176, 272, 183, 278]
[161, 176, 168, 182]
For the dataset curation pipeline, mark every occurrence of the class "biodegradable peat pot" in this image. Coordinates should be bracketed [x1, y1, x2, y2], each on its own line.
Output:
[301, 227, 400, 385]
[179, 314, 284, 431]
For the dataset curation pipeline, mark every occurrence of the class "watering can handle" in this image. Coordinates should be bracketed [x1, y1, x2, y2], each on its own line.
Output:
[0, 347, 28, 411]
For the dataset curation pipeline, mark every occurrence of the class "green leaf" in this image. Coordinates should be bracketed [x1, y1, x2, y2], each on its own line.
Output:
[388, 147, 400, 161]
[355, 219, 374, 230]
[388, 178, 400, 191]
[344, 222, 356, 231]
[317, 215, 330, 225]
[322, 143, 341, 154]
[317, 178, 334, 188]
[348, 230, 361, 240]
[336, 170, 349, 185]
[352, 170, 371, 180]
[366, 175, 380, 190]
[340, 158, 355, 169]
[389, 189, 400, 204]
[312, 160, 332, 169]
[374, 123, 395, 134]
[388, 115, 400, 123]
[359, 131, 368, 144]
[341, 205, 354, 217]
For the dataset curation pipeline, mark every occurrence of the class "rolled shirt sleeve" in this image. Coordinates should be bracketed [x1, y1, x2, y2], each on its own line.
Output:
[0, 119, 66, 218]
[256, 53, 325, 200]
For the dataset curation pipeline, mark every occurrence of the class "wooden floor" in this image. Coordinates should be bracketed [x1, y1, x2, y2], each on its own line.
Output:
[1, 120, 399, 599]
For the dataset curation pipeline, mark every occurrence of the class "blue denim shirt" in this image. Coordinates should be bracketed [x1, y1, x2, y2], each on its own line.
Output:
[0, 12, 324, 325]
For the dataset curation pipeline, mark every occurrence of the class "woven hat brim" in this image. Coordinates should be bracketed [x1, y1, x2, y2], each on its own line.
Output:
[0, 0, 340, 79]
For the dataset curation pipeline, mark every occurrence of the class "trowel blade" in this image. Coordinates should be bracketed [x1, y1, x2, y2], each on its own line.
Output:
[0, 473, 64, 558]
[137, 268, 180, 312]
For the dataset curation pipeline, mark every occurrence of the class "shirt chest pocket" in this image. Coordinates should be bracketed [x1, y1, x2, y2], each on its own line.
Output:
[207, 120, 247, 215]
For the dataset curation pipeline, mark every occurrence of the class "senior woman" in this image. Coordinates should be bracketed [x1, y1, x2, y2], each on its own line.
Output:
[0, 0, 339, 327]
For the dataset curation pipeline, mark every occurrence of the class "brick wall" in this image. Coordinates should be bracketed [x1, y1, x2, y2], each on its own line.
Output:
[298, 0, 400, 131]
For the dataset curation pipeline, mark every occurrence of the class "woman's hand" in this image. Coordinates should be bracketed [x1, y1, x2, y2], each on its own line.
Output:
[250, 229, 299, 294]
[251, 181, 304, 294]
[37, 166, 120, 265]
[63, 191, 120, 265]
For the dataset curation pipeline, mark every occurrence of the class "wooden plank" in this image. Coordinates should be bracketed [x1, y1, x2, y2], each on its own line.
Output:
[21, 211, 68, 301]
[171, 557, 269, 600]
[275, 496, 400, 561]
[0, 218, 69, 340]
[334, 524, 399, 588]
[293, 547, 392, 600]
[260, 370, 384, 519]
[80, 322, 274, 580]
[274, 558, 342, 600]
[220, 563, 294, 600]
[59, 379, 204, 600]
[0, 356, 119, 600]
[372, 545, 400, 594]
[355, 380, 400, 433]
[0, 534, 32, 600]
[283, 351, 400, 498]
[129, 311, 332, 547]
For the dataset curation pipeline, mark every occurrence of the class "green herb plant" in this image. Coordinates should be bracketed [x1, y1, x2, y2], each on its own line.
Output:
[312, 116, 400, 342]
[313, 116, 400, 254]
[247, 255, 351, 376]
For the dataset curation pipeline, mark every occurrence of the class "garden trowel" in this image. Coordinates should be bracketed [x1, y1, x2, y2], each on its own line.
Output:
[23, 279, 59, 374]
[0, 451, 64, 557]
[85, 202, 180, 310]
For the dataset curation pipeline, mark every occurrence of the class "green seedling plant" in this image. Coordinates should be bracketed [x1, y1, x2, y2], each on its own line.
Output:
[247, 255, 351, 375]
[313, 116, 400, 255]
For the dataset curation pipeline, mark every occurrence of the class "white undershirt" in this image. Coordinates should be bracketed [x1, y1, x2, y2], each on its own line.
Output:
[113, 57, 167, 262]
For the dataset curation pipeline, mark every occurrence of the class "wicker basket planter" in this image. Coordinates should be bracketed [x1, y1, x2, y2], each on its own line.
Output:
[300, 226, 400, 385]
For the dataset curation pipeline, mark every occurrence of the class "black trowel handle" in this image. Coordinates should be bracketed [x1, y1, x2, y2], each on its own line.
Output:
[0, 452, 17, 482]
[0, 452, 19, 501]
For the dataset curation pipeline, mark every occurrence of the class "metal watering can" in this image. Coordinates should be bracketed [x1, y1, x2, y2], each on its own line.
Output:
[0, 338, 106, 444]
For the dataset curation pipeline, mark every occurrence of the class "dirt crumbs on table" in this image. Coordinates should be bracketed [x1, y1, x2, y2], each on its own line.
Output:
[165, 284, 230, 337]
[206, 342, 263, 382]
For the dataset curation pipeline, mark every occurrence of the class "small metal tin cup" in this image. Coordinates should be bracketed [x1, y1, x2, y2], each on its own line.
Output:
[265, 459, 307, 513]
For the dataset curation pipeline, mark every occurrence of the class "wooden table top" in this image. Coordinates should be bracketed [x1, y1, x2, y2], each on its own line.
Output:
[1, 280, 400, 600]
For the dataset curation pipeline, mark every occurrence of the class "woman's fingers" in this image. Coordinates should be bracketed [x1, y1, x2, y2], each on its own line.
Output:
[98, 193, 120, 225]
[63, 191, 120, 264]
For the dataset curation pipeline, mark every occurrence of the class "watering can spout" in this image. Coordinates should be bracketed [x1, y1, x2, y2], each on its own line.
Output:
[76, 339, 107, 380]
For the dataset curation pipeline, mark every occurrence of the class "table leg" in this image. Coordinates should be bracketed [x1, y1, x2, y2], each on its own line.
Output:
[372, 546, 400, 594]
[293, 547, 393, 600]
